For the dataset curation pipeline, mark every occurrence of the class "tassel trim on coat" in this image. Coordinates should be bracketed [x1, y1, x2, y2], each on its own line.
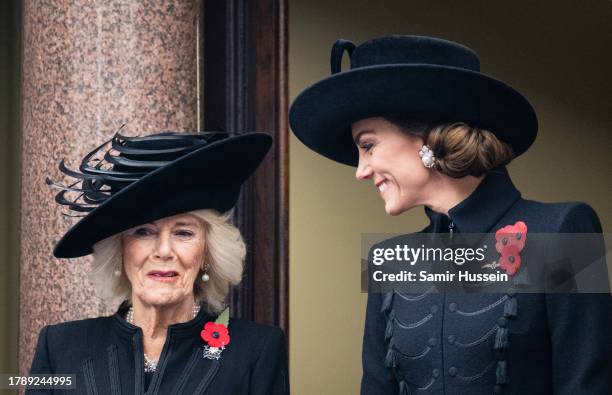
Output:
[493, 293, 518, 393]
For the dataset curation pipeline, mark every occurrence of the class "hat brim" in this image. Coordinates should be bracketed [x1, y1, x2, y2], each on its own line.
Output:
[289, 64, 537, 166]
[53, 133, 272, 258]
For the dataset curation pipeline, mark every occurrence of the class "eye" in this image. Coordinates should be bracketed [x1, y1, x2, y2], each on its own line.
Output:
[175, 229, 195, 237]
[361, 142, 374, 152]
[134, 227, 154, 237]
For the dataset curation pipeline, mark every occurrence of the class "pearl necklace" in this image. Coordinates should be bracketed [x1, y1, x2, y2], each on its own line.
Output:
[125, 304, 201, 372]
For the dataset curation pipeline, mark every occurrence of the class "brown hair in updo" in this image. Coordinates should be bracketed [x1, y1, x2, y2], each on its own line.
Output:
[386, 118, 515, 178]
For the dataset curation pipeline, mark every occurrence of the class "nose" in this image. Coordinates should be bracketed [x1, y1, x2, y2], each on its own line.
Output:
[355, 158, 373, 180]
[153, 232, 175, 261]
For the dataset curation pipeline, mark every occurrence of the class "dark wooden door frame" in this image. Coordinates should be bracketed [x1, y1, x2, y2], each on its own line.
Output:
[202, 0, 289, 336]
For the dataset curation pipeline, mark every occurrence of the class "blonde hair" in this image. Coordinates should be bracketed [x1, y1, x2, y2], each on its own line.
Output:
[89, 209, 246, 314]
[387, 119, 514, 178]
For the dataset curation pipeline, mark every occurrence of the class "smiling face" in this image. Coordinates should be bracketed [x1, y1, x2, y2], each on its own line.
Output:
[121, 213, 206, 308]
[352, 117, 433, 215]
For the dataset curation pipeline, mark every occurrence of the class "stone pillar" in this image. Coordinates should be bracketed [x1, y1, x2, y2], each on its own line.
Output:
[19, 0, 200, 373]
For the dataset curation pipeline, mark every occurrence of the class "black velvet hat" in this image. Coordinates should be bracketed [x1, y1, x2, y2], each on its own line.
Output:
[289, 35, 538, 166]
[49, 131, 272, 258]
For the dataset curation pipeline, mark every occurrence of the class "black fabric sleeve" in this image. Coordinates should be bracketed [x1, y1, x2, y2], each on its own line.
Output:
[545, 203, 612, 394]
[249, 326, 289, 395]
[26, 325, 54, 394]
[545, 294, 611, 394]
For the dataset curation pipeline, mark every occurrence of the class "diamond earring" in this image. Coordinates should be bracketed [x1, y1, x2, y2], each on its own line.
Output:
[419, 145, 436, 168]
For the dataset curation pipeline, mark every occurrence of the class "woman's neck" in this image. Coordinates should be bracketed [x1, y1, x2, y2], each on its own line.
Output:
[425, 173, 485, 216]
[130, 296, 196, 359]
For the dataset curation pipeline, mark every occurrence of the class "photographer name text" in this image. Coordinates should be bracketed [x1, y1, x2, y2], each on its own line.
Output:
[372, 270, 508, 283]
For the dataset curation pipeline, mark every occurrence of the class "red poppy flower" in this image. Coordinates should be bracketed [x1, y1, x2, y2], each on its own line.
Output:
[495, 221, 528, 253]
[499, 244, 522, 275]
[200, 322, 230, 348]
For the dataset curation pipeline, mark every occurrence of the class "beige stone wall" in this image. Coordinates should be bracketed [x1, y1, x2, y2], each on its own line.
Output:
[289, 0, 612, 393]
[18, 0, 200, 373]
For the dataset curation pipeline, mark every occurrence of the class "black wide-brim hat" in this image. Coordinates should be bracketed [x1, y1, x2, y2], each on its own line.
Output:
[289, 36, 538, 166]
[49, 131, 272, 258]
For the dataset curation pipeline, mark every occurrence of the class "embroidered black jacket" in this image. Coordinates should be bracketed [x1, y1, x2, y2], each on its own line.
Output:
[361, 167, 611, 394]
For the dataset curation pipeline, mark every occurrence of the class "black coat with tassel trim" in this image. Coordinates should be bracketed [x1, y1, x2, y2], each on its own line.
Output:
[27, 303, 289, 395]
[361, 167, 611, 395]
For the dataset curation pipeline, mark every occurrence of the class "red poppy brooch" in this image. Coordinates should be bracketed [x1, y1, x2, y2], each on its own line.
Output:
[200, 308, 230, 360]
[483, 221, 528, 276]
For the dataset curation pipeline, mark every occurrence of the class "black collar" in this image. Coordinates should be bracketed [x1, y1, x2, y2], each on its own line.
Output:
[425, 166, 521, 234]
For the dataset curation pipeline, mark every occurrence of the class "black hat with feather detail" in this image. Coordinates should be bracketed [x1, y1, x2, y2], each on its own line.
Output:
[48, 130, 272, 258]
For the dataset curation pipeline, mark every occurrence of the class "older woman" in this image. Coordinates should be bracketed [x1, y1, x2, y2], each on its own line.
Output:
[29, 132, 288, 394]
[290, 36, 610, 394]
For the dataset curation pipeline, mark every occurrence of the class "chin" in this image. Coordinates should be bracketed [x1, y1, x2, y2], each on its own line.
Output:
[140, 290, 184, 307]
[384, 204, 403, 216]
[384, 201, 414, 216]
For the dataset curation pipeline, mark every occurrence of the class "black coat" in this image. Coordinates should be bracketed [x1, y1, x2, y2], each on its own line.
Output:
[28, 304, 289, 394]
[361, 167, 611, 394]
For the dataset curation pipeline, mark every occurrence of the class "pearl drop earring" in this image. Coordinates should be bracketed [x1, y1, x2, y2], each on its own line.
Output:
[113, 269, 121, 277]
[202, 263, 210, 282]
